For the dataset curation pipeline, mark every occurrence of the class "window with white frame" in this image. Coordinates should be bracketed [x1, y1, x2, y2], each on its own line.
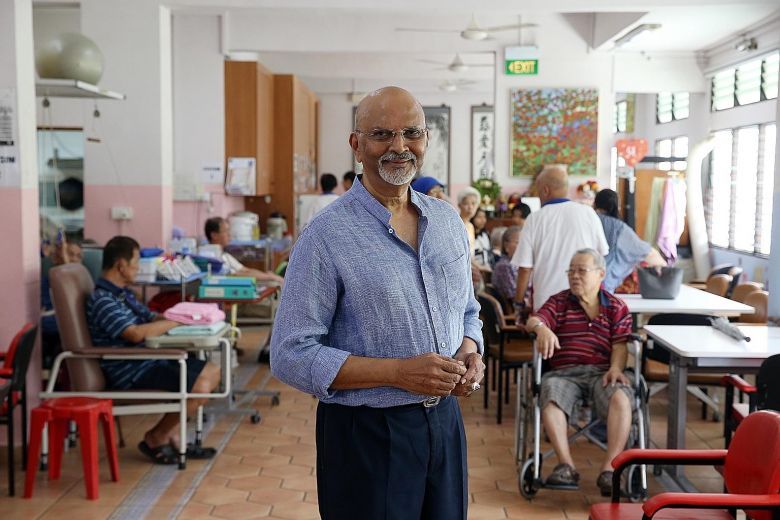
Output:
[706, 123, 776, 254]
[711, 51, 780, 111]
[656, 92, 689, 123]
[655, 136, 688, 171]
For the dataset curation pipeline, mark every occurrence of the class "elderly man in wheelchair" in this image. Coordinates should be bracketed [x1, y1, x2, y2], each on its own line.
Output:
[523, 248, 635, 496]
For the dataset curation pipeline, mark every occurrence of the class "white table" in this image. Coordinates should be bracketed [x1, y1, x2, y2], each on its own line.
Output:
[642, 324, 780, 491]
[618, 285, 754, 317]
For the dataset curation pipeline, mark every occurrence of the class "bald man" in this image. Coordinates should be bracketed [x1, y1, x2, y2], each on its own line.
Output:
[511, 166, 609, 311]
[271, 86, 484, 520]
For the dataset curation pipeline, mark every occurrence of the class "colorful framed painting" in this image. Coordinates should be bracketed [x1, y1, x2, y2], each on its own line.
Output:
[471, 105, 495, 181]
[510, 88, 598, 178]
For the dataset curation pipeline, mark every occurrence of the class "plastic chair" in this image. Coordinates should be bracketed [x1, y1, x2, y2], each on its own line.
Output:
[722, 354, 780, 448]
[484, 283, 515, 317]
[24, 397, 119, 500]
[731, 282, 763, 303]
[477, 292, 533, 424]
[740, 291, 768, 324]
[706, 274, 732, 297]
[589, 410, 780, 520]
[0, 324, 38, 496]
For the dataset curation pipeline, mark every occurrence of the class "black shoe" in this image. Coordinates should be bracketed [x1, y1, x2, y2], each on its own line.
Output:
[545, 463, 580, 490]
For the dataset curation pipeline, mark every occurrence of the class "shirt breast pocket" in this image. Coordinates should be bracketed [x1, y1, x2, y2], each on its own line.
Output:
[440, 253, 470, 316]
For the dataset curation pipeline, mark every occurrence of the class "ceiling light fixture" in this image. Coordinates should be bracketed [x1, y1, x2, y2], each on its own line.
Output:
[735, 37, 758, 53]
[614, 23, 662, 48]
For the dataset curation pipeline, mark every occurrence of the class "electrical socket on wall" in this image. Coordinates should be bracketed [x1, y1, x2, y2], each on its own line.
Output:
[111, 206, 134, 220]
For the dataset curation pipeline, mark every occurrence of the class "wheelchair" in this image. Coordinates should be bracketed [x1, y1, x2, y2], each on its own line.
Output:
[515, 333, 650, 502]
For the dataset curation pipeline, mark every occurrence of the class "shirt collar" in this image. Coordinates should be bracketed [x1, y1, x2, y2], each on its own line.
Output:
[542, 197, 570, 207]
[350, 175, 427, 226]
[96, 277, 134, 299]
[567, 289, 611, 308]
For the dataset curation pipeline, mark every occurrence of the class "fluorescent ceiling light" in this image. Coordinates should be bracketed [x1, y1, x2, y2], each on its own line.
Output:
[614, 23, 662, 47]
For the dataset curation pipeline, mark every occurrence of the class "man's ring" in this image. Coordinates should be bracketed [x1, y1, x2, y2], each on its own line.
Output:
[470, 382, 480, 391]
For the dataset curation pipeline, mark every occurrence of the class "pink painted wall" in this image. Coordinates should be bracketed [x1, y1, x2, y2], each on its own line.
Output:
[172, 185, 245, 239]
[0, 187, 43, 420]
[84, 184, 173, 248]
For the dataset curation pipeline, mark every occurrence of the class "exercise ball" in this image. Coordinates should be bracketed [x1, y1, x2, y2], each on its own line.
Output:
[36, 33, 104, 84]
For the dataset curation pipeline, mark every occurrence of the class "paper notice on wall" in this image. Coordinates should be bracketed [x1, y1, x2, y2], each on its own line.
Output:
[0, 88, 20, 187]
[225, 157, 256, 196]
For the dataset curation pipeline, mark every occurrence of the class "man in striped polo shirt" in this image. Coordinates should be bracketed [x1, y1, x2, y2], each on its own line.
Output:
[524, 248, 633, 496]
[86, 236, 221, 465]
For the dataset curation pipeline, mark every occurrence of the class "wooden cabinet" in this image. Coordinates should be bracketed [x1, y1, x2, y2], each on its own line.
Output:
[245, 74, 318, 236]
[224, 60, 274, 196]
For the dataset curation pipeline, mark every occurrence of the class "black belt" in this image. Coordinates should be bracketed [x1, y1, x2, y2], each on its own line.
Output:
[394, 396, 445, 409]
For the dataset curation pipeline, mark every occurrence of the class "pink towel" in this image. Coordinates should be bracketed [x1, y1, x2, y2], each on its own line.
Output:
[164, 302, 226, 325]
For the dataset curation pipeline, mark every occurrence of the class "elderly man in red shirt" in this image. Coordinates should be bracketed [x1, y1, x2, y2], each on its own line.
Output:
[524, 248, 634, 496]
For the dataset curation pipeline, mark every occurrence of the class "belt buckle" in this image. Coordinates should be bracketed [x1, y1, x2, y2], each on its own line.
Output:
[423, 396, 441, 408]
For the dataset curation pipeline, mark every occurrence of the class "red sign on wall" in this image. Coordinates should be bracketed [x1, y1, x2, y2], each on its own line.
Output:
[616, 139, 648, 167]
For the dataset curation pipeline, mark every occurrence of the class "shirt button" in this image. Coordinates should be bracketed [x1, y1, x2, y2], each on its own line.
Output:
[441, 342, 447, 348]
[432, 307, 437, 312]
[388, 228, 394, 234]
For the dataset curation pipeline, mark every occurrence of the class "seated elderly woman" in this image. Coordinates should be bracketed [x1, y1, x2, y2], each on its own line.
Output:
[491, 226, 522, 304]
[524, 248, 634, 496]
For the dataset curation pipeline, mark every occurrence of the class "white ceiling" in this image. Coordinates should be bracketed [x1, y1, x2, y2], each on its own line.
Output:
[34, 0, 780, 94]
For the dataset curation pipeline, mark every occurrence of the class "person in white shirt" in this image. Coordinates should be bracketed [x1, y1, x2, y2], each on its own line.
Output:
[204, 217, 284, 284]
[303, 173, 341, 227]
[511, 166, 608, 311]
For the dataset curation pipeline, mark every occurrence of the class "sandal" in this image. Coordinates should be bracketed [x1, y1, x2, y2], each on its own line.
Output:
[545, 463, 580, 489]
[183, 443, 217, 460]
[138, 441, 178, 465]
[597, 470, 615, 497]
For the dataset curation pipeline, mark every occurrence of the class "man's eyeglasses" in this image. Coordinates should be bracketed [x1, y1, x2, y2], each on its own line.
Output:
[566, 267, 601, 276]
[354, 127, 427, 143]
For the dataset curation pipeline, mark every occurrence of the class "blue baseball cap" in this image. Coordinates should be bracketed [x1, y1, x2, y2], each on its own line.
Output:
[411, 176, 445, 195]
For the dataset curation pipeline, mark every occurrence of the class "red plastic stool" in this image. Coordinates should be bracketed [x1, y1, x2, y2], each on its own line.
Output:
[24, 397, 119, 500]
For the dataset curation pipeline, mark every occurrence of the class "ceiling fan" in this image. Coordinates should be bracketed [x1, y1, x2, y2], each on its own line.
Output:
[417, 54, 493, 73]
[438, 79, 477, 92]
[397, 14, 537, 41]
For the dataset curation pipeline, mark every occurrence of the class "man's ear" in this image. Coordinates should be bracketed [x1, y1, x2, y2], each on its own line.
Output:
[349, 133, 362, 164]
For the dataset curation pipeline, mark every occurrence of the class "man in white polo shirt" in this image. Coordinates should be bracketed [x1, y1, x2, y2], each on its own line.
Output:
[511, 166, 609, 311]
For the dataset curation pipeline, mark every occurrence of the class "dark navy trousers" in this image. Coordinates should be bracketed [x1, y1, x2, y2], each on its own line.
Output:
[316, 396, 468, 520]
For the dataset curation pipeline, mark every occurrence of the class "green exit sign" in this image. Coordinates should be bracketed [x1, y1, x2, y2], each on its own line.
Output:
[505, 59, 538, 75]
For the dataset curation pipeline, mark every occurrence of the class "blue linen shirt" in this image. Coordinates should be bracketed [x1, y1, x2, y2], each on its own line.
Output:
[85, 278, 158, 389]
[270, 177, 483, 407]
[598, 213, 652, 293]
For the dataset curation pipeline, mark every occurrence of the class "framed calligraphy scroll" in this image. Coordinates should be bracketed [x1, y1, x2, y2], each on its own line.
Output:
[471, 105, 494, 181]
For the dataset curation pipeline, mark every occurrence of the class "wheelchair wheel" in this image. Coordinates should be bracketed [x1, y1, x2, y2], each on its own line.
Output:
[624, 465, 647, 503]
[518, 458, 542, 499]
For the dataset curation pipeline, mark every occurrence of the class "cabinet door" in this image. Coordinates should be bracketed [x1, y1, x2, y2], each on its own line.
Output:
[255, 63, 274, 196]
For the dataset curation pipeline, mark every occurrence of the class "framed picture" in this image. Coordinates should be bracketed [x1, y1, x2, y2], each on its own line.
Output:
[351, 105, 451, 187]
[471, 105, 494, 181]
[510, 88, 598, 178]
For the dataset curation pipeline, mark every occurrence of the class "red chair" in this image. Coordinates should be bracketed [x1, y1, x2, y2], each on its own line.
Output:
[24, 397, 119, 500]
[589, 410, 780, 520]
[722, 354, 780, 447]
[0, 323, 37, 496]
